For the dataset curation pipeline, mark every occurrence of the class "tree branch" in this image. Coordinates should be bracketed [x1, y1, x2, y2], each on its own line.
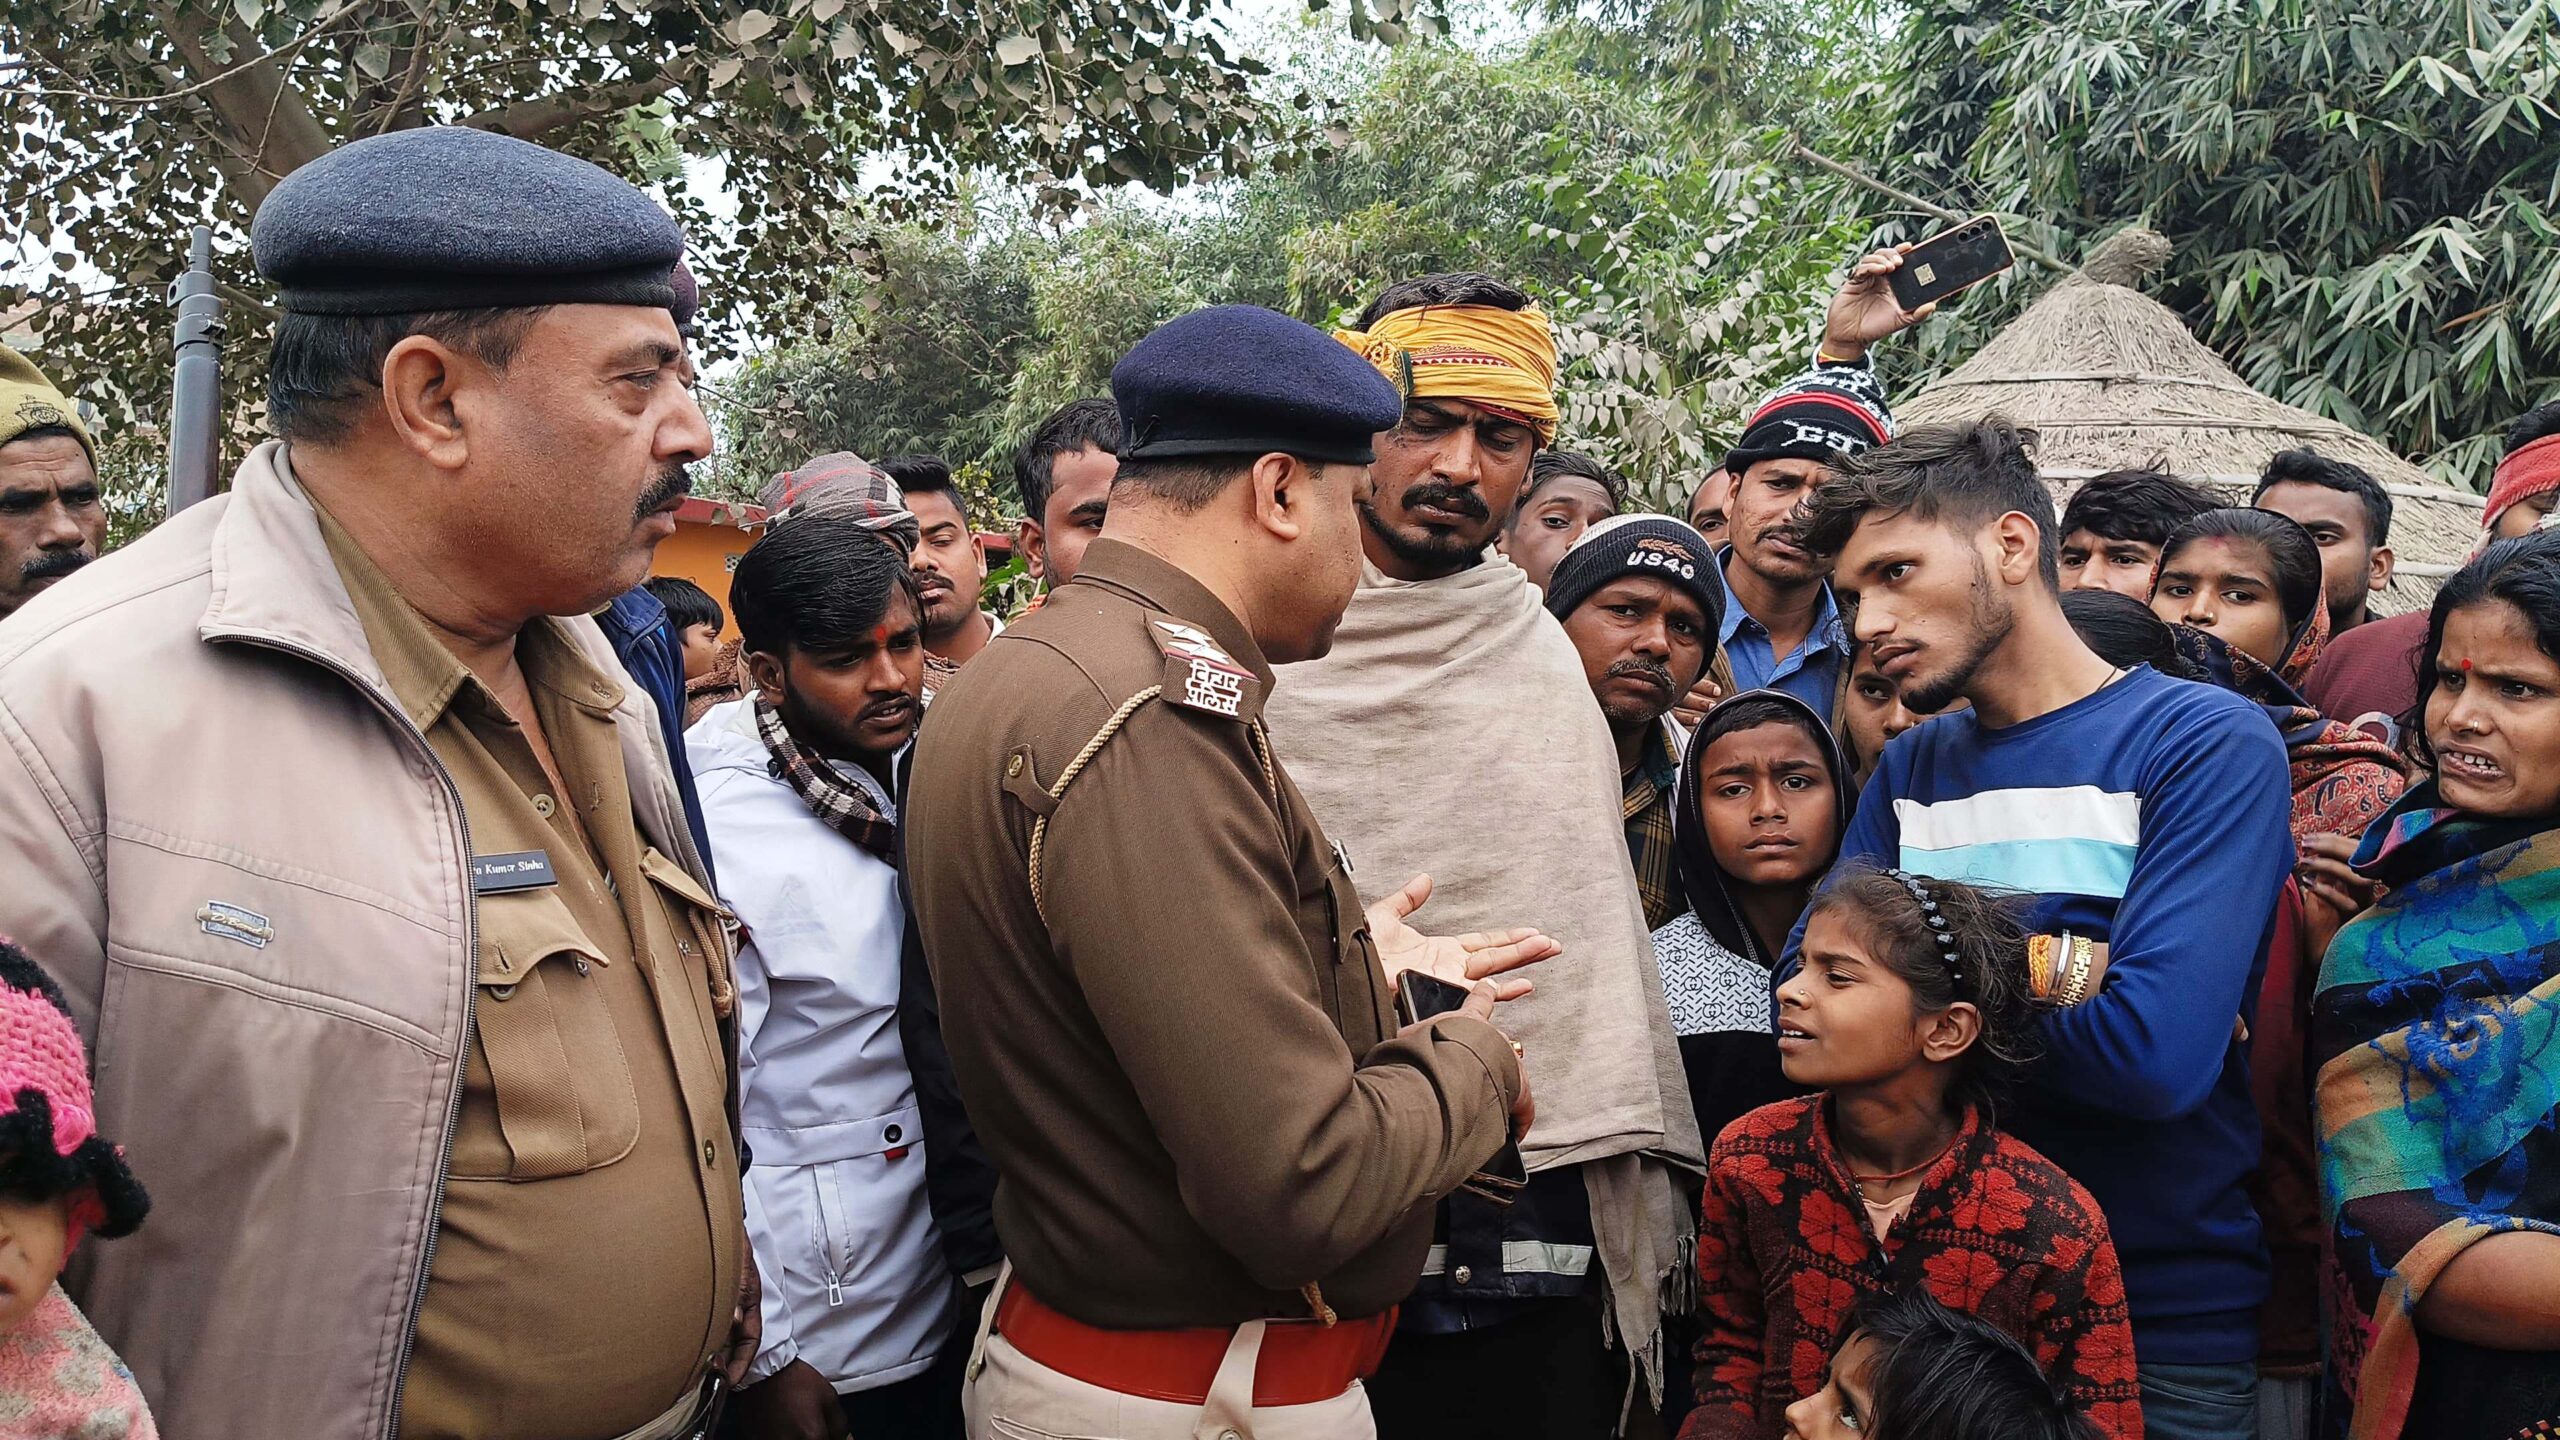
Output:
[150, 1, 337, 200]
[11, 0, 359, 107]
[1786, 137, 2074, 274]
[459, 73, 680, 141]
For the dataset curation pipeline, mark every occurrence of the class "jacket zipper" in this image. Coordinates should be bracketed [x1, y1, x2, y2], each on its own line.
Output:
[219, 634, 475, 1440]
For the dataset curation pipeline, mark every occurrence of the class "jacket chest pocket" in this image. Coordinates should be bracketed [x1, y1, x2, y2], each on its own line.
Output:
[461, 886, 641, 1181]
[1322, 862, 1394, 1052]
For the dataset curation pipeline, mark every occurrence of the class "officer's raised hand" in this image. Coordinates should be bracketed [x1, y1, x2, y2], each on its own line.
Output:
[1368, 873, 1547, 1139]
[1365, 872, 1559, 1003]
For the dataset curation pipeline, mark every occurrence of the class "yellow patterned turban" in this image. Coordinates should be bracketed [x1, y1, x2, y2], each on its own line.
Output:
[1333, 304, 1560, 445]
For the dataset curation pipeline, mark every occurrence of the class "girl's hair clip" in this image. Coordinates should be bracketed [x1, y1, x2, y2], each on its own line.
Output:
[1886, 868, 1966, 988]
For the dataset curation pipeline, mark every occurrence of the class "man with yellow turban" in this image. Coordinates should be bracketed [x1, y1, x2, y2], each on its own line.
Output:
[1263, 274, 1705, 1437]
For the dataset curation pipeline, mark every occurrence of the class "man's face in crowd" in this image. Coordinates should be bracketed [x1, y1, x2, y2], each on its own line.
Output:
[750, 585, 926, 766]
[1360, 398, 1537, 580]
[0, 432, 106, 619]
[1726, 457, 1831, 586]
[2493, 489, 2559, 541]
[443, 304, 710, 618]
[1687, 468, 1734, 546]
[1500, 474, 1618, 592]
[1024, 443, 1114, 587]
[2058, 528, 2163, 599]
[1833, 512, 2014, 715]
[906, 487, 987, 645]
[1560, 575, 1710, 733]
[2257, 481, 2389, 628]
[675, 621, 722, 682]
[2150, 536, 2291, 669]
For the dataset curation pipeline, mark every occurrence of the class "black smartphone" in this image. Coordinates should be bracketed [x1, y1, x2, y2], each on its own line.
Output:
[1887, 215, 2015, 312]
[1395, 969, 1475, 1027]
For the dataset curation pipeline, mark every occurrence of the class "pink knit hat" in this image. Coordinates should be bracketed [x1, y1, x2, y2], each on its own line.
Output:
[0, 938, 146, 1249]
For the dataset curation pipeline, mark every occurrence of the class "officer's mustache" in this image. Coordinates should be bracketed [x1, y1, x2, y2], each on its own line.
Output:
[634, 464, 693, 522]
[22, 548, 91, 582]
[1397, 482, 1489, 523]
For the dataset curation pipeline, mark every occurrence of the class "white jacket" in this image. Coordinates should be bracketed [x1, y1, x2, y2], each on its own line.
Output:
[687, 699, 956, 1392]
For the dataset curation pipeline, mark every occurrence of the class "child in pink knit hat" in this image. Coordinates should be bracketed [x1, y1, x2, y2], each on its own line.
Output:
[0, 936, 154, 1438]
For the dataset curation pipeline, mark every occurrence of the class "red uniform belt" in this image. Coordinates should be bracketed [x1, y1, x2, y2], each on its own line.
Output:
[993, 1283, 1396, 1408]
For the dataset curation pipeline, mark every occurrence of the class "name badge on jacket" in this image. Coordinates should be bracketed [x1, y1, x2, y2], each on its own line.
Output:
[470, 850, 558, 894]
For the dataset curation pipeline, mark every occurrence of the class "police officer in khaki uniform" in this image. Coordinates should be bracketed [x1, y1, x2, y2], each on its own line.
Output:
[0, 125, 753, 1438]
[907, 305, 1550, 1440]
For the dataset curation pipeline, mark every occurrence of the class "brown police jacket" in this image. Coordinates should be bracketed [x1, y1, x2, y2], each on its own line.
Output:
[906, 538, 1521, 1329]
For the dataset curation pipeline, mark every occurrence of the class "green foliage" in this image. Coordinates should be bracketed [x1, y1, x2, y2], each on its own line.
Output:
[713, 216, 1042, 496]
[2, 0, 1384, 458]
[1857, 0, 2560, 487]
[721, 35, 1889, 511]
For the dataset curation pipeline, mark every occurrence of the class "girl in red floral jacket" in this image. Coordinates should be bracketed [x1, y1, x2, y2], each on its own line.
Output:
[1680, 865, 2144, 1440]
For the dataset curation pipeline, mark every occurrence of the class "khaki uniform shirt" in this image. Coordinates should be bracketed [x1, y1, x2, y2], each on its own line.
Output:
[320, 513, 743, 1439]
[906, 539, 1521, 1329]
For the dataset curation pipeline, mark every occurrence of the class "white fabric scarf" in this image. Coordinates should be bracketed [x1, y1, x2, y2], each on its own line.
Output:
[1264, 552, 1706, 1403]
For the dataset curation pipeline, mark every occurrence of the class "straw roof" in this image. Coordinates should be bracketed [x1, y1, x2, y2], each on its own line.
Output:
[1896, 229, 2481, 615]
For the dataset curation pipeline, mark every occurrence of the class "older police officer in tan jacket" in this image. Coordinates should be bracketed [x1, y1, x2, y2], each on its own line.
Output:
[0, 127, 754, 1438]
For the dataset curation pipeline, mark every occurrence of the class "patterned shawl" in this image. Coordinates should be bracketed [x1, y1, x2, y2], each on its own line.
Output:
[2174, 618, 2408, 845]
[2311, 784, 2560, 1438]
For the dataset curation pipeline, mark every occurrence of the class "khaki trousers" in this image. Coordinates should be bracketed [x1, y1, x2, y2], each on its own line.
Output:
[963, 1270, 1377, 1440]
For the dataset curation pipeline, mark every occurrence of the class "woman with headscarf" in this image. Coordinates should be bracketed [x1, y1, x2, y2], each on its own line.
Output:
[2151, 507, 2410, 848]
[2312, 533, 2560, 1439]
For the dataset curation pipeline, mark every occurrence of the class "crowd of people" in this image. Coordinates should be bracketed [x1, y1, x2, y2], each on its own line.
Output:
[0, 120, 2555, 1440]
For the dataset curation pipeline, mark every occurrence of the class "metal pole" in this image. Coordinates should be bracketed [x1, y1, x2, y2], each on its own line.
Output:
[167, 226, 225, 514]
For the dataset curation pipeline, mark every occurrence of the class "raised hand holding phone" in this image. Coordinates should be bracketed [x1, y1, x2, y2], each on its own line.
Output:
[1883, 215, 2016, 313]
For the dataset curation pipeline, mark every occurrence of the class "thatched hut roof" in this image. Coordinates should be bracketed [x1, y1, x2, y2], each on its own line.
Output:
[1896, 229, 2481, 615]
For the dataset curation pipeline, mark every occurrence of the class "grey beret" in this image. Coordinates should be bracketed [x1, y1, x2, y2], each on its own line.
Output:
[252, 126, 683, 317]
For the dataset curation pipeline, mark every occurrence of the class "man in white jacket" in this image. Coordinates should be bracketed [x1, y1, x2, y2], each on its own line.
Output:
[688, 509, 962, 1438]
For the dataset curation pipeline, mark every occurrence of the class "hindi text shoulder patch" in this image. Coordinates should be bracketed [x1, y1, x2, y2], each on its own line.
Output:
[1148, 617, 1263, 721]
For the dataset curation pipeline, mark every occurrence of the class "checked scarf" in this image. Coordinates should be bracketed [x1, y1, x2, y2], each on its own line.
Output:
[754, 695, 897, 863]
[1622, 721, 1685, 931]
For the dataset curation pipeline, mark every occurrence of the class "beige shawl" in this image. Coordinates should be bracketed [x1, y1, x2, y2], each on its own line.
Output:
[1266, 552, 1706, 1403]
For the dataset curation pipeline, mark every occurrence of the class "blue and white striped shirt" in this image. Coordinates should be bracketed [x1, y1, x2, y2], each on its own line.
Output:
[1813, 664, 2294, 1365]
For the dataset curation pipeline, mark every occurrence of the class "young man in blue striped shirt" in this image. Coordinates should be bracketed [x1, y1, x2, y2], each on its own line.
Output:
[1786, 418, 2295, 1440]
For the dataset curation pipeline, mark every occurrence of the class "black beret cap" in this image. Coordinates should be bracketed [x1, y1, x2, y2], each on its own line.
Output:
[1112, 305, 1406, 466]
[252, 126, 683, 317]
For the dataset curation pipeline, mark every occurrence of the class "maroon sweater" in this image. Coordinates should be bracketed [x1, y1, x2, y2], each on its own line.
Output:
[1682, 1097, 2145, 1440]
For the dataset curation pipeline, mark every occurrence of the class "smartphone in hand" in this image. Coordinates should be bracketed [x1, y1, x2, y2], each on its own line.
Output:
[1888, 215, 2016, 311]
[1394, 969, 1475, 1027]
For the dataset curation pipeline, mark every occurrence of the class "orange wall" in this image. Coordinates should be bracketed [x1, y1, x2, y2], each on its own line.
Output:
[650, 518, 756, 641]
